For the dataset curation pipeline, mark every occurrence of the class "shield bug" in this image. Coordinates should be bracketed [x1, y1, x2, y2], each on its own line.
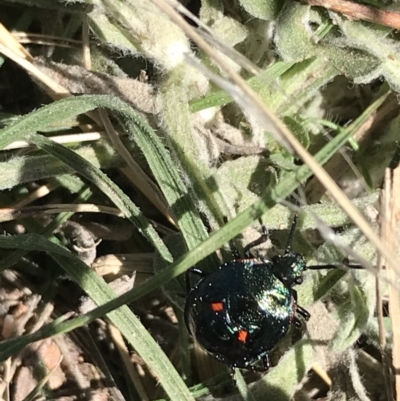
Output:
[184, 214, 360, 371]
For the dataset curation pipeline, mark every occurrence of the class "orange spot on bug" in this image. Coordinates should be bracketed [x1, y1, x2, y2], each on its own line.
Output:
[211, 302, 224, 312]
[237, 329, 248, 343]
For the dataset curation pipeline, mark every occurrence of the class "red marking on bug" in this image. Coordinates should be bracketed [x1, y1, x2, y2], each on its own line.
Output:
[211, 302, 224, 312]
[237, 329, 248, 343]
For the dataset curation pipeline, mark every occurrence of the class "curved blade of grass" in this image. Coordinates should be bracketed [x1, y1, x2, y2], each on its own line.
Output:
[0, 234, 195, 401]
[0, 94, 213, 262]
[119, 111, 216, 263]
[0, 98, 172, 262]
[189, 60, 295, 113]
[27, 132, 172, 262]
[0, 142, 122, 190]
[160, 66, 230, 233]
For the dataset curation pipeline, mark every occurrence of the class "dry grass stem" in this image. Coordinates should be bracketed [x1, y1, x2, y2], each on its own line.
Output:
[305, 0, 400, 30]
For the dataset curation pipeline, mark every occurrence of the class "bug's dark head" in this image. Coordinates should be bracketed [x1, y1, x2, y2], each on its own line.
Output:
[271, 250, 307, 287]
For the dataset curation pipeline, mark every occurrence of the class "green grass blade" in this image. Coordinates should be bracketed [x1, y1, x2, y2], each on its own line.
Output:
[121, 111, 216, 260]
[0, 142, 122, 190]
[0, 94, 215, 261]
[27, 132, 172, 263]
[0, 234, 195, 401]
[189, 61, 295, 113]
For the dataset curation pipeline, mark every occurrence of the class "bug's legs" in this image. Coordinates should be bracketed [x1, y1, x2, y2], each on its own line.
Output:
[230, 354, 270, 373]
[260, 354, 270, 371]
[296, 304, 311, 323]
[224, 215, 242, 259]
[285, 212, 299, 252]
[249, 355, 270, 372]
[226, 216, 269, 259]
[293, 291, 310, 324]
[185, 267, 205, 293]
[189, 267, 205, 276]
[243, 219, 269, 258]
